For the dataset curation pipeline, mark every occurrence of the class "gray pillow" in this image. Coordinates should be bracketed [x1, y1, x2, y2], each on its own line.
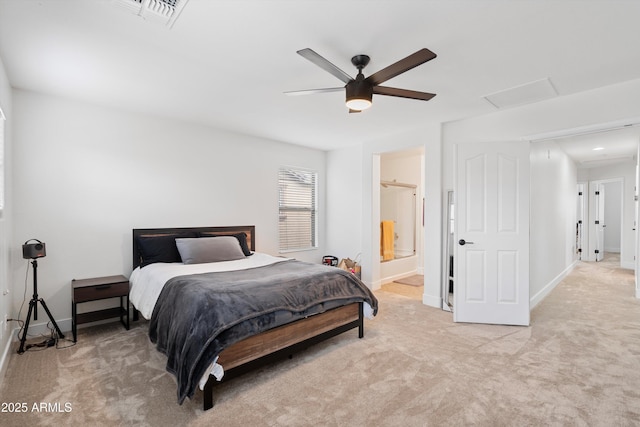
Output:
[175, 236, 246, 264]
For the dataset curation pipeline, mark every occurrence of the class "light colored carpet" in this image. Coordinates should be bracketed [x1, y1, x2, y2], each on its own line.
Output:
[1, 257, 640, 426]
[393, 274, 424, 287]
[381, 281, 423, 300]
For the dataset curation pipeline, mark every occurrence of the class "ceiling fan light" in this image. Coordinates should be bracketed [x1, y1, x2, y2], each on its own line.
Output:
[345, 79, 373, 111]
[346, 98, 372, 110]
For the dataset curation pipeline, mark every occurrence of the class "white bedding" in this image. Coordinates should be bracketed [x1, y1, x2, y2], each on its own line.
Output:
[129, 252, 288, 320]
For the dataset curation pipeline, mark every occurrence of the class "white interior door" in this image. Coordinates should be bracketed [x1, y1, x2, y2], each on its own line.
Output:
[595, 184, 605, 261]
[454, 141, 530, 326]
[636, 147, 639, 297]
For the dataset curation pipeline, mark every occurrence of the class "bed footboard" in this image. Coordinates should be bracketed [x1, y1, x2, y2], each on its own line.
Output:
[202, 302, 364, 410]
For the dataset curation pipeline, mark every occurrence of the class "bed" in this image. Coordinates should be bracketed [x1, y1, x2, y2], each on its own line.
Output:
[129, 225, 378, 410]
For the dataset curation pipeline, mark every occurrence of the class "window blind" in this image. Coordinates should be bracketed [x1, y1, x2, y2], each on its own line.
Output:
[278, 167, 317, 252]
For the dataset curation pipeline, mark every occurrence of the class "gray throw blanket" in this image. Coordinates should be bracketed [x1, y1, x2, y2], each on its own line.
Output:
[149, 259, 378, 404]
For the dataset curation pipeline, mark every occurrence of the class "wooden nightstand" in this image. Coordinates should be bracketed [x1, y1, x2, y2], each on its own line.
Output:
[71, 275, 130, 342]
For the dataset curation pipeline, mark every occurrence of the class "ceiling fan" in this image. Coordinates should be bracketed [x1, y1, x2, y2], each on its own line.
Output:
[286, 48, 437, 112]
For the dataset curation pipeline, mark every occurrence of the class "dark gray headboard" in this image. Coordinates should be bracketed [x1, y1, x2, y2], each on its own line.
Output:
[132, 225, 255, 269]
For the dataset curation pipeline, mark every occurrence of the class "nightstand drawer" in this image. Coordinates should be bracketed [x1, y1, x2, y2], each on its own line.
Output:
[73, 280, 128, 303]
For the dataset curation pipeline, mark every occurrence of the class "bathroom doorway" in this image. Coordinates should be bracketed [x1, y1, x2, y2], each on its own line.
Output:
[378, 148, 424, 298]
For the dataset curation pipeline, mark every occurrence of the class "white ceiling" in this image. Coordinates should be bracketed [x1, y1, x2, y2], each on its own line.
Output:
[0, 0, 639, 160]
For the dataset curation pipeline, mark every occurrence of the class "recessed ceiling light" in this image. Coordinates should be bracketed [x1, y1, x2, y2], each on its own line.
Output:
[593, 147, 604, 151]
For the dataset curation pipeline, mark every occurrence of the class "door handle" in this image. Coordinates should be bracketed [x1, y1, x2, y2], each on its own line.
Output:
[458, 239, 474, 246]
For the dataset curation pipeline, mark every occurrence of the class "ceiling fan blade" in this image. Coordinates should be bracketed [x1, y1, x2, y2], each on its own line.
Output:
[366, 48, 437, 86]
[373, 86, 436, 101]
[284, 87, 344, 96]
[297, 48, 353, 84]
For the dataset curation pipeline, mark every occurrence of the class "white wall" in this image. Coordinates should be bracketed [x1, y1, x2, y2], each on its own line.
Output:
[0, 54, 14, 381]
[529, 140, 578, 306]
[11, 90, 328, 334]
[325, 144, 363, 263]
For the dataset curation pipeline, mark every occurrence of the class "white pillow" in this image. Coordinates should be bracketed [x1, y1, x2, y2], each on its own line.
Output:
[175, 236, 246, 264]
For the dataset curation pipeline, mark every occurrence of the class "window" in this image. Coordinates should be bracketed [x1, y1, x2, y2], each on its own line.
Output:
[278, 167, 317, 252]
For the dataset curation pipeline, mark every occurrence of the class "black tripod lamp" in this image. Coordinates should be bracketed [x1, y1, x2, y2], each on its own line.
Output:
[17, 239, 65, 354]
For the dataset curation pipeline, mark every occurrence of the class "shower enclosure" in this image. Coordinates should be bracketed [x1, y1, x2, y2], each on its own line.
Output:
[380, 180, 416, 260]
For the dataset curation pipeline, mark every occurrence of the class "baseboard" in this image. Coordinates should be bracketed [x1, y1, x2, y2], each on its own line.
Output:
[2, 317, 73, 344]
[530, 261, 577, 309]
[422, 293, 441, 309]
[13, 317, 73, 339]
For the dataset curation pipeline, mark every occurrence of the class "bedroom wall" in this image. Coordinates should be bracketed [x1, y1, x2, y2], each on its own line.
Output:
[0, 54, 14, 381]
[10, 89, 327, 335]
[326, 144, 363, 264]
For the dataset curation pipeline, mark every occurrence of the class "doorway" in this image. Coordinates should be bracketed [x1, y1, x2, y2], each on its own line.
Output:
[588, 178, 624, 264]
[378, 147, 424, 300]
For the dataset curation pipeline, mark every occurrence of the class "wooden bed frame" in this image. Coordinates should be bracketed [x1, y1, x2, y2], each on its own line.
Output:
[131, 226, 365, 410]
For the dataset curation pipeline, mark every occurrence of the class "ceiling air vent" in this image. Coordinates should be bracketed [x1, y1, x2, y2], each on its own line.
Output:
[112, 0, 189, 28]
[482, 77, 558, 109]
